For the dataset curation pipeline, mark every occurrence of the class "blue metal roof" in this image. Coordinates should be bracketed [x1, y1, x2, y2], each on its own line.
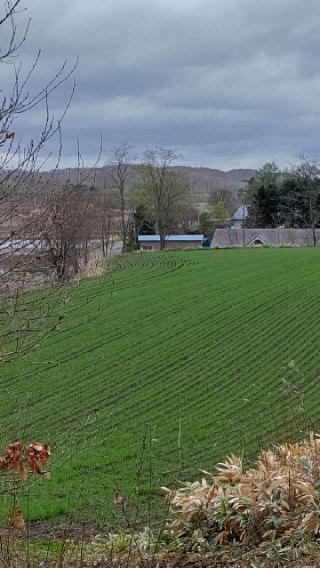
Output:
[138, 234, 204, 242]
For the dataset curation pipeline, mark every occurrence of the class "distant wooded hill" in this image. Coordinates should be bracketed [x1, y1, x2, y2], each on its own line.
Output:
[51, 165, 256, 205]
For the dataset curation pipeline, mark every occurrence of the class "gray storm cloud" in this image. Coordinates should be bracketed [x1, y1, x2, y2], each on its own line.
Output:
[4, 0, 320, 169]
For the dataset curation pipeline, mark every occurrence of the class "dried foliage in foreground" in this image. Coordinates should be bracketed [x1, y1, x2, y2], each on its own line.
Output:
[0, 441, 50, 480]
[163, 433, 320, 548]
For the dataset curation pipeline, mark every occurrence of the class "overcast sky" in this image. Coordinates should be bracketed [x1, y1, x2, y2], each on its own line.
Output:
[4, 0, 320, 170]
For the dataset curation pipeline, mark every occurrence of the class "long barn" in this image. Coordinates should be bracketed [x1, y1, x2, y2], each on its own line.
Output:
[211, 228, 320, 248]
[138, 234, 204, 251]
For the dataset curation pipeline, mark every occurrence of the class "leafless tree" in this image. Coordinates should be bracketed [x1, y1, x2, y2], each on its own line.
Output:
[0, 0, 76, 362]
[108, 143, 137, 252]
[0, 0, 76, 280]
[36, 183, 93, 280]
[94, 188, 118, 257]
[290, 157, 320, 246]
[34, 139, 105, 281]
[140, 148, 186, 249]
[178, 202, 199, 232]
[207, 187, 235, 221]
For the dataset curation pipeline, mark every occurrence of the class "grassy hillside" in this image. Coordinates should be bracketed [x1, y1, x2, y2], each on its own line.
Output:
[1, 248, 320, 528]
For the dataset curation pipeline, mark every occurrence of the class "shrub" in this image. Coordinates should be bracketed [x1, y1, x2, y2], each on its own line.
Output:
[163, 433, 320, 548]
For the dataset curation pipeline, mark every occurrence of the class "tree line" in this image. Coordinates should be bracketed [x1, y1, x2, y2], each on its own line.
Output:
[245, 158, 320, 245]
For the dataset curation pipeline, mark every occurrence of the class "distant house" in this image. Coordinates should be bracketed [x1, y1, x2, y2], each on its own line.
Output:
[138, 234, 204, 251]
[229, 206, 248, 228]
[211, 228, 320, 248]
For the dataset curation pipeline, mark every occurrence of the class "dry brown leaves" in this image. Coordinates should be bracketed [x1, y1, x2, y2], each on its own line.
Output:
[0, 441, 50, 480]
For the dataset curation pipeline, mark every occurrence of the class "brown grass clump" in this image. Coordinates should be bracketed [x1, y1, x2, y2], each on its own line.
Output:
[7, 507, 25, 533]
[80, 260, 105, 279]
[163, 433, 320, 548]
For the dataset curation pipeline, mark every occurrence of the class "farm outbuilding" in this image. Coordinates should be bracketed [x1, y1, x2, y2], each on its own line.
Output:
[138, 234, 204, 251]
[229, 206, 248, 228]
[211, 228, 320, 248]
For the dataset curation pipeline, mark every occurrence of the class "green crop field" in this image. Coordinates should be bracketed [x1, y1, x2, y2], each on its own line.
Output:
[1, 247, 320, 528]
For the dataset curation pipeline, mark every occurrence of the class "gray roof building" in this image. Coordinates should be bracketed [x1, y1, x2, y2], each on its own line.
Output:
[211, 228, 320, 248]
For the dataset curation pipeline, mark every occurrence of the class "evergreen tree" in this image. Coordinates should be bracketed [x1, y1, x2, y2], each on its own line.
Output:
[246, 163, 281, 227]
